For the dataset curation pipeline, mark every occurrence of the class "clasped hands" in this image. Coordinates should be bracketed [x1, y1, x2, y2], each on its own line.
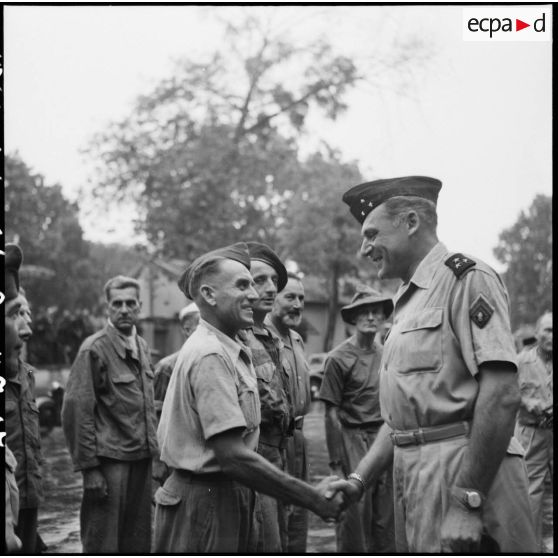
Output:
[313, 475, 363, 523]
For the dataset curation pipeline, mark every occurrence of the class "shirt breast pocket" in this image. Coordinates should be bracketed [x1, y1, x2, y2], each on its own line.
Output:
[255, 360, 276, 384]
[395, 308, 443, 374]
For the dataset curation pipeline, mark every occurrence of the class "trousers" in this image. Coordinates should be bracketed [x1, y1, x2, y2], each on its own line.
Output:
[153, 470, 259, 553]
[337, 424, 396, 553]
[80, 458, 152, 553]
[515, 423, 553, 551]
[285, 428, 309, 553]
[392, 435, 537, 553]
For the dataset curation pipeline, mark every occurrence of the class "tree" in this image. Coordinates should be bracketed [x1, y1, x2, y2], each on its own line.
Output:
[4, 153, 101, 311]
[494, 194, 552, 328]
[278, 149, 365, 350]
[85, 18, 361, 261]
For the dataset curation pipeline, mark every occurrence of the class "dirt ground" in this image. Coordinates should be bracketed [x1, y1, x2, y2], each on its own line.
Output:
[38, 401, 553, 554]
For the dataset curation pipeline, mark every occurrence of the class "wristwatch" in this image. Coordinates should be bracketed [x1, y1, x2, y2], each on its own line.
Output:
[452, 487, 484, 511]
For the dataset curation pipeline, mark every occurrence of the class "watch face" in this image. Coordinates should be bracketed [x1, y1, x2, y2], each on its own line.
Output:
[466, 491, 482, 508]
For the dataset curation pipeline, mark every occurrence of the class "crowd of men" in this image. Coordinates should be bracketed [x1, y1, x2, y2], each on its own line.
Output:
[3, 175, 553, 554]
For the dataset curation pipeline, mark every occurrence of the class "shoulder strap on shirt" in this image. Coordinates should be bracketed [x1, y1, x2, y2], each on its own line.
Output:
[444, 253, 476, 279]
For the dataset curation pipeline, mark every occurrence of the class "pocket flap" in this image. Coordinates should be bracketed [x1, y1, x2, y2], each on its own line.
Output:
[401, 308, 443, 332]
[154, 486, 182, 506]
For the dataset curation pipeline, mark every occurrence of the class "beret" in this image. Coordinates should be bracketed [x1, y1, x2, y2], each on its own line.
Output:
[246, 241, 288, 292]
[341, 286, 394, 324]
[342, 176, 442, 225]
[5, 243, 23, 302]
[178, 242, 251, 299]
[178, 302, 199, 321]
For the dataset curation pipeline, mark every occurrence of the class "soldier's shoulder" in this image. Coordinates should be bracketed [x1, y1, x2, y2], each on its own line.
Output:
[80, 328, 107, 351]
[442, 252, 500, 281]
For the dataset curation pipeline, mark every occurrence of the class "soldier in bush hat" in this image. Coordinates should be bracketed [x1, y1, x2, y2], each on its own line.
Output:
[154, 243, 343, 553]
[319, 286, 395, 553]
[327, 176, 537, 553]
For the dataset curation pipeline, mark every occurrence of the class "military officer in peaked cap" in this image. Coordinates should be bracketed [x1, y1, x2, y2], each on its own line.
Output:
[326, 176, 537, 552]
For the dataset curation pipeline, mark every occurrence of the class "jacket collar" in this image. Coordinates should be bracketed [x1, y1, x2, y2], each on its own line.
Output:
[106, 321, 137, 360]
[199, 319, 252, 367]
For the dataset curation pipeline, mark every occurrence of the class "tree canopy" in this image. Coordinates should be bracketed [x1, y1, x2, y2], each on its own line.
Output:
[494, 194, 552, 328]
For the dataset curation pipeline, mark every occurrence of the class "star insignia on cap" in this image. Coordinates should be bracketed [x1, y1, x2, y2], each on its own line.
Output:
[470, 294, 494, 329]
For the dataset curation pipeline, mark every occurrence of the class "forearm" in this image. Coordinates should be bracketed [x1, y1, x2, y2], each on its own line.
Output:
[353, 423, 394, 485]
[454, 366, 520, 494]
[324, 405, 345, 467]
[222, 445, 322, 513]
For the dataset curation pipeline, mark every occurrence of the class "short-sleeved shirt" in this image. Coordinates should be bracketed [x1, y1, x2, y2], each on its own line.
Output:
[380, 242, 518, 431]
[516, 346, 553, 424]
[62, 323, 158, 471]
[5, 360, 44, 508]
[319, 338, 383, 426]
[158, 319, 260, 473]
[239, 326, 292, 436]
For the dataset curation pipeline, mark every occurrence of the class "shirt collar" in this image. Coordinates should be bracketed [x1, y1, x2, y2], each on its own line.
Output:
[408, 241, 448, 290]
[198, 319, 251, 366]
[106, 320, 137, 359]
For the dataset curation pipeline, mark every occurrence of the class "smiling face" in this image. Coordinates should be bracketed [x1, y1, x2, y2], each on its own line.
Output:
[360, 204, 411, 281]
[271, 277, 305, 330]
[5, 297, 25, 374]
[107, 286, 141, 335]
[536, 313, 553, 355]
[207, 259, 259, 334]
[250, 259, 279, 317]
[353, 303, 386, 336]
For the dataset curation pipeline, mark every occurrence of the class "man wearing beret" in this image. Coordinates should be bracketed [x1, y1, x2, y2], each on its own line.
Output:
[319, 286, 395, 553]
[62, 275, 158, 553]
[238, 241, 295, 552]
[4, 244, 25, 552]
[154, 243, 342, 553]
[327, 176, 537, 552]
[267, 271, 312, 553]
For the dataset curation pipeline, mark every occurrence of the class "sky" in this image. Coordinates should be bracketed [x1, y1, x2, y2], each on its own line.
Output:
[3, 5, 552, 271]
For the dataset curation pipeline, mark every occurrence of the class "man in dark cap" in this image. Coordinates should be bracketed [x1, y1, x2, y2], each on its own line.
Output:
[5, 286, 45, 555]
[238, 241, 295, 552]
[4, 244, 25, 552]
[62, 275, 158, 553]
[267, 271, 312, 553]
[154, 243, 342, 553]
[319, 286, 395, 553]
[327, 176, 537, 553]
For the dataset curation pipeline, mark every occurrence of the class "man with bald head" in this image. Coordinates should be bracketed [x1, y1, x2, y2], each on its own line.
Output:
[515, 311, 553, 552]
[154, 243, 342, 553]
[327, 176, 536, 553]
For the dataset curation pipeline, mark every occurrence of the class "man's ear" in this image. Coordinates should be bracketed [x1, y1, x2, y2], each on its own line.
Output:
[405, 210, 420, 236]
[200, 284, 217, 306]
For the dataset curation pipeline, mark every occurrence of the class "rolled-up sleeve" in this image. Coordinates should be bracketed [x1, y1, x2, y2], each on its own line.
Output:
[62, 349, 100, 471]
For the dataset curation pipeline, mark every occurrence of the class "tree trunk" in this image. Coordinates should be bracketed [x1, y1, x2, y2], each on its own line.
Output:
[323, 264, 340, 352]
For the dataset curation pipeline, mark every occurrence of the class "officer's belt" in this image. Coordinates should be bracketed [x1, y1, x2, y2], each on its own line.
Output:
[175, 469, 233, 485]
[390, 420, 471, 447]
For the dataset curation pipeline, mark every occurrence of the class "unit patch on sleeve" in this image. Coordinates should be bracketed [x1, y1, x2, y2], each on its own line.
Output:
[444, 254, 476, 278]
[470, 294, 494, 329]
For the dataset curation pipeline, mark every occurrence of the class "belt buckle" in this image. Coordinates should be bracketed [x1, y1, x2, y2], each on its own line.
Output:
[412, 429, 426, 445]
[389, 432, 398, 446]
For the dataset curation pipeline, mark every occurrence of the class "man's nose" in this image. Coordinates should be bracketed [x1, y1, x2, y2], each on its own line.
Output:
[360, 238, 373, 257]
[247, 285, 259, 301]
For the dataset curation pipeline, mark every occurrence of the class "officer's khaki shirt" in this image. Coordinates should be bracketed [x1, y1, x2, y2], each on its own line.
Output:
[380, 242, 518, 431]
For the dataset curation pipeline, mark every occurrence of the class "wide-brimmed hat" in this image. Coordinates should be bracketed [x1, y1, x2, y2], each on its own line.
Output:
[341, 286, 394, 324]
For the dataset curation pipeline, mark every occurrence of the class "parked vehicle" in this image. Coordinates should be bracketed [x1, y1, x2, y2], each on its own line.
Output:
[308, 352, 328, 400]
[34, 367, 70, 435]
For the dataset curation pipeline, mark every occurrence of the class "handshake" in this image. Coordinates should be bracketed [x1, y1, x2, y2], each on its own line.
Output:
[312, 474, 364, 523]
